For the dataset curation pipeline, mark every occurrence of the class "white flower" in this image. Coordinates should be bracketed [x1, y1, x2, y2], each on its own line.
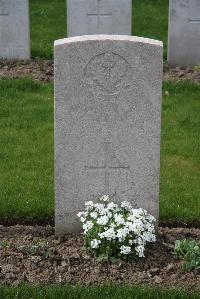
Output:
[129, 239, 133, 245]
[127, 219, 144, 234]
[83, 220, 94, 233]
[98, 227, 116, 241]
[85, 200, 93, 207]
[121, 201, 132, 211]
[78, 198, 156, 259]
[100, 195, 109, 202]
[134, 237, 145, 245]
[91, 239, 101, 249]
[142, 231, 154, 242]
[85, 201, 93, 207]
[80, 217, 86, 223]
[110, 222, 116, 228]
[94, 203, 106, 215]
[120, 245, 131, 255]
[126, 221, 137, 232]
[114, 214, 125, 225]
[116, 227, 129, 241]
[135, 245, 145, 257]
[147, 214, 156, 222]
[77, 211, 87, 218]
[97, 215, 109, 226]
[77, 211, 88, 223]
[107, 202, 118, 210]
[85, 201, 94, 211]
[106, 211, 112, 219]
[90, 212, 98, 219]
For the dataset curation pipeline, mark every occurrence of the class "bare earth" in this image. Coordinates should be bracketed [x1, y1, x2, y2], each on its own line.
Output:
[0, 59, 200, 83]
[0, 225, 199, 291]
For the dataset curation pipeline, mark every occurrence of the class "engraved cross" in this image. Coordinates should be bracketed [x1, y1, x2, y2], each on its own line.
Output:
[85, 142, 130, 195]
[87, 0, 112, 28]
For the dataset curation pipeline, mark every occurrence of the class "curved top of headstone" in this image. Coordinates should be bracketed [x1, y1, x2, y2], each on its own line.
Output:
[54, 35, 163, 48]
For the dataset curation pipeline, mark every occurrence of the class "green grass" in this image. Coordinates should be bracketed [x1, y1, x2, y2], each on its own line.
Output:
[0, 79, 199, 223]
[30, 0, 168, 59]
[0, 79, 54, 220]
[30, 0, 66, 59]
[160, 82, 200, 223]
[134, 0, 168, 60]
[0, 285, 199, 299]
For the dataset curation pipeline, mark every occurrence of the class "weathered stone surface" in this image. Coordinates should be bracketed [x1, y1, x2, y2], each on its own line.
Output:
[0, 0, 30, 60]
[54, 35, 163, 234]
[168, 0, 200, 66]
[67, 0, 132, 37]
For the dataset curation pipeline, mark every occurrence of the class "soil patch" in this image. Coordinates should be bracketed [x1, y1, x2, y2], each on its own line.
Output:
[0, 225, 199, 290]
[1, 59, 200, 84]
[0, 59, 53, 83]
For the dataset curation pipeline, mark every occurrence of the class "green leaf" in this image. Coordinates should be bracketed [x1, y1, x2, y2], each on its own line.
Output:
[110, 256, 120, 264]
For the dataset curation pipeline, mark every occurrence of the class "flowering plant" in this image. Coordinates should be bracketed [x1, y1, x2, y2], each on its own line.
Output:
[77, 195, 156, 261]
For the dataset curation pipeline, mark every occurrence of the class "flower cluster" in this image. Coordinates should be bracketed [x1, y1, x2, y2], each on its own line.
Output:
[77, 195, 156, 260]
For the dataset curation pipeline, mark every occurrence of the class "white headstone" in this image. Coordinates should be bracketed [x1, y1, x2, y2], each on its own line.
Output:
[54, 35, 163, 235]
[0, 0, 30, 60]
[67, 0, 132, 37]
[168, 0, 200, 66]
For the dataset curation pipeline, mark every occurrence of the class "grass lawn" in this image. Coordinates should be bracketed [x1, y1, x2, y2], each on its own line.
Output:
[30, 0, 169, 59]
[0, 79, 199, 223]
[0, 79, 54, 220]
[0, 285, 199, 299]
[30, 0, 66, 59]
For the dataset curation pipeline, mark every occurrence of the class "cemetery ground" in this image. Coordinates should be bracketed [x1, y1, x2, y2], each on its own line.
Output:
[0, 0, 200, 298]
[0, 76, 199, 297]
[30, 0, 168, 59]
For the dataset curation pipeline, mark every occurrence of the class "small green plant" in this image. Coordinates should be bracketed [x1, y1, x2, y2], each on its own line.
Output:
[174, 239, 200, 271]
[194, 64, 200, 72]
[18, 239, 53, 259]
[0, 240, 9, 256]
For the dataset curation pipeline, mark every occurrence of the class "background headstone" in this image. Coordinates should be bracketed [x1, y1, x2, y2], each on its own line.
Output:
[67, 0, 132, 37]
[54, 35, 163, 235]
[168, 0, 200, 66]
[0, 0, 30, 60]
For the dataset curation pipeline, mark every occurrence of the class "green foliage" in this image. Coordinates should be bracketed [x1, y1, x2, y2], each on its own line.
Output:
[18, 240, 53, 259]
[174, 239, 200, 271]
[194, 65, 200, 72]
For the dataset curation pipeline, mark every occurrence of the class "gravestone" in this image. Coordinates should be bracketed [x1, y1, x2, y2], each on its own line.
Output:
[67, 0, 132, 37]
[0, 0, 30, 60]
[54, 35, 163, 234]
[168, 0, 200, 66]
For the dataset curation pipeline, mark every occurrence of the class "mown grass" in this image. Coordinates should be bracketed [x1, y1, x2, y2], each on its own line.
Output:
[0, 285, 199, 299]
[30, 0, 168, 59]
[30, 0, 66, 59]
[0, 79, 199, 223]
[0, 79, 54, 220]
[160, 81, 200, 223]
[134, 0, 168, 60]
